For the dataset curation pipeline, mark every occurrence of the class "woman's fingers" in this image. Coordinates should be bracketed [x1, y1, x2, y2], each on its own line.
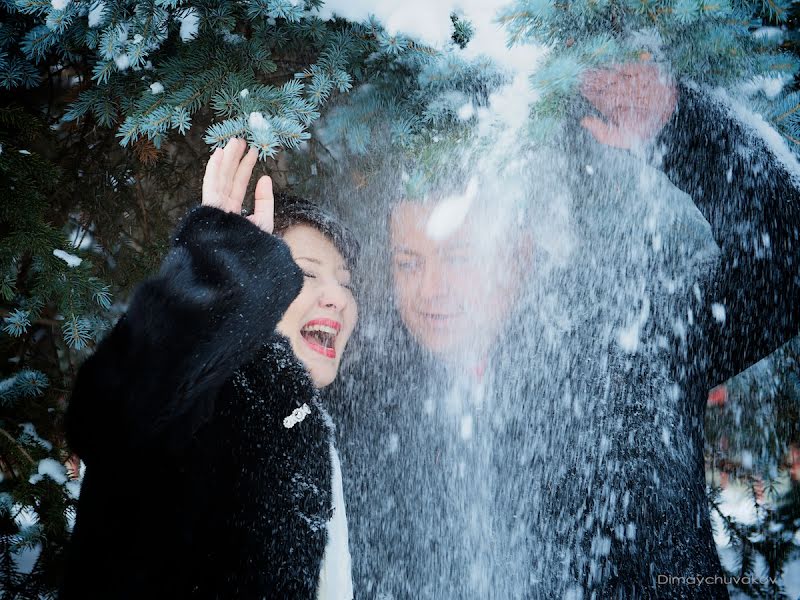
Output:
[201, 139, 268, 222]
[218, 138, 247, 208]
[230, 147, 258, 211]
[201, 147, 224, 208]
[251, 175, 275, 234]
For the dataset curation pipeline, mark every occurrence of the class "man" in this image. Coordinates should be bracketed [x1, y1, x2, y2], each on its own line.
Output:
[333, 63, 799, 598]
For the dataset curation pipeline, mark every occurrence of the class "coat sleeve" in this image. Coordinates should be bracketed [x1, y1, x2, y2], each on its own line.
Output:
[656, 86, 800, 384]
[64, 206, 304, 464]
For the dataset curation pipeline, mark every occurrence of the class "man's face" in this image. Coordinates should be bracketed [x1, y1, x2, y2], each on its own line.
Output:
[390, 201, 526, 359]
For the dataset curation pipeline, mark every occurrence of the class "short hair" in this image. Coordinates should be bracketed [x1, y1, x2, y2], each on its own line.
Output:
[272, 193, 360, 270]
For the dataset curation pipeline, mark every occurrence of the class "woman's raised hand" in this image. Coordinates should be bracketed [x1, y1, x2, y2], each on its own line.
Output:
[202, 137, 275, 234]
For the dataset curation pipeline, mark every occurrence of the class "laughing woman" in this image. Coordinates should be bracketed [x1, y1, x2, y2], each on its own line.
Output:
[60, 138, 358, 600]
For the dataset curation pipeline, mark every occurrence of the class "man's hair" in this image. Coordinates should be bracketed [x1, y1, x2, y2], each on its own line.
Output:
[272, 193, 360, 270]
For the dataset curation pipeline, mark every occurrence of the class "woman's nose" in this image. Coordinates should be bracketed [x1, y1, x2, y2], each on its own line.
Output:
[317, 280, 349, 311]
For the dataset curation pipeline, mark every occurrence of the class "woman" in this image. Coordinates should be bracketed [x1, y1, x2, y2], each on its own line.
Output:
[61, 138, 358, 599]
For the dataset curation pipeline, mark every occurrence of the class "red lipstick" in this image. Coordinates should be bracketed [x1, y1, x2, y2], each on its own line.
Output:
[300, 318, 341, 359]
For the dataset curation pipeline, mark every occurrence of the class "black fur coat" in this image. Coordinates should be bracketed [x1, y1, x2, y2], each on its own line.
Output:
[61, 206, 334, 599]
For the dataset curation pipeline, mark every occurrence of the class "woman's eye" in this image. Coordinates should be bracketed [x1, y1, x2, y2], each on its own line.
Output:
[302, 270, 316, 279]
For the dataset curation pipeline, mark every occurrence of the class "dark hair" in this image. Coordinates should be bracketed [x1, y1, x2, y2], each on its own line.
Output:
[272, 193, 360, 270]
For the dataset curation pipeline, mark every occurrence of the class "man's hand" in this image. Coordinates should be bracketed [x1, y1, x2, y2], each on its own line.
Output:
[580, 62, 678, 150]
[202, 137, 275, 233]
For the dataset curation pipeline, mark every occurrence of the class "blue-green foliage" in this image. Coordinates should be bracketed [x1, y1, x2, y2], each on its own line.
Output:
[319, 43, 508, 156]
[499, 0, 800, 150]
[451, 13, 474, 49]
[0, 252, 114, 352]
[1, 106, 115, 390]
[1, 0, 510, 158]
[0, 370, 48, 405]
[2, 309, 31, 337]
[1, 0, 382, 156]
[10, 0, 794, 154]
[747, 83, 800, 146]
[61, 315, 92, 350]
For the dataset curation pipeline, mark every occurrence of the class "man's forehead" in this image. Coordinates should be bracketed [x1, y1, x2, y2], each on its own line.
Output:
[390, 201, 477, 248]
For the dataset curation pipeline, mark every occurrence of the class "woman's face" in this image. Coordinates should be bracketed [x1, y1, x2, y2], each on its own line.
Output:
[277, 224, 357, 388]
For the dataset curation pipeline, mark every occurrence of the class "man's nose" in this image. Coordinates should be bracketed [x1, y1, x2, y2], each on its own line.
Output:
[419, 260, 448, 299]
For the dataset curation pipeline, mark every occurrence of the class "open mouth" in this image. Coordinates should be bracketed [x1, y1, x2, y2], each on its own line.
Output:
[300, 318, 341, 359]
